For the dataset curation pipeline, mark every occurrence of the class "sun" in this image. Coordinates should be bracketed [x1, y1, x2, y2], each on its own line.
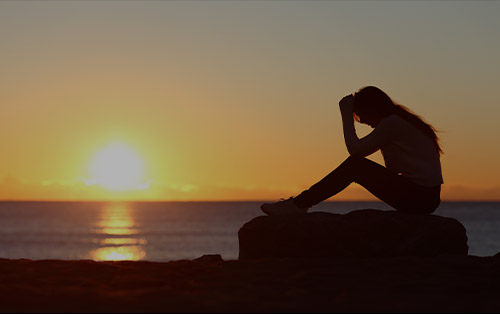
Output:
[85, 142, 150, 191]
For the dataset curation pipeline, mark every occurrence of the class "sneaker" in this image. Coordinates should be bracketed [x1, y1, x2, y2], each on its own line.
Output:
[260, 197, 308, 216]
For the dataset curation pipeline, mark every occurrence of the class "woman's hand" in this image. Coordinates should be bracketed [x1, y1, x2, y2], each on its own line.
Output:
[339, 94, 354, 112]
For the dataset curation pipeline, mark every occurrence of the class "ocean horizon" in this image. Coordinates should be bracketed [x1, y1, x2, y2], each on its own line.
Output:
[0, 201, 498, 261]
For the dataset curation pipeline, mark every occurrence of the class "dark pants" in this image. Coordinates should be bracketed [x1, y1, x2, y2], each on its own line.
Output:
[293, 156, 441, 214]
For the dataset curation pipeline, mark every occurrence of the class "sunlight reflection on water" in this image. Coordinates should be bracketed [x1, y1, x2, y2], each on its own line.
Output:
[91, 246, 146, 261]
[90, 203, 146, 261]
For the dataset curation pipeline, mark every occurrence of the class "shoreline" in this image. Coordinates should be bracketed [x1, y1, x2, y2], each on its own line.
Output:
[1, 254, 500, 312]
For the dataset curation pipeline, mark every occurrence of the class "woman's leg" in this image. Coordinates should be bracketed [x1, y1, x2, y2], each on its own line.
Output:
[293, 156, 440, 214]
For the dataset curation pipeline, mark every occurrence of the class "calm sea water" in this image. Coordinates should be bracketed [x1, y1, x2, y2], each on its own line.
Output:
[0, 201, 498, 261]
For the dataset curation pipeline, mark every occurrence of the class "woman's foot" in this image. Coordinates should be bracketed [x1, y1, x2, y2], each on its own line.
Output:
[260, 197, 308, 216]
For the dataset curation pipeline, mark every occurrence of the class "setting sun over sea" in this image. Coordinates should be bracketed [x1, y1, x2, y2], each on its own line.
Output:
[0, 1, 499, 202]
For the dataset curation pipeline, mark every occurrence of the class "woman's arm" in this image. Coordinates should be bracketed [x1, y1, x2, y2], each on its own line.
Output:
[339, 95, 394, 157]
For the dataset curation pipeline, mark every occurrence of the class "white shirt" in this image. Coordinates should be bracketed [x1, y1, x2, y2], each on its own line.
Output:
[341, 111, 443, 187]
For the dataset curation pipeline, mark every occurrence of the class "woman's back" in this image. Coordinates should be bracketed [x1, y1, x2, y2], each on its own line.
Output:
[378, 114, 443, 187]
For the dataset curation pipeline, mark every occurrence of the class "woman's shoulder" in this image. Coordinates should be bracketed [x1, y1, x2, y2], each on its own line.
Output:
[379, 114, 429, 140]
[378, 114, 406, 128]
[376, 115, 418, 137]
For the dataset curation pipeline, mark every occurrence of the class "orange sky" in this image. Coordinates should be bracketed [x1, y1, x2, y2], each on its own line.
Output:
[1, 1, 499, 201]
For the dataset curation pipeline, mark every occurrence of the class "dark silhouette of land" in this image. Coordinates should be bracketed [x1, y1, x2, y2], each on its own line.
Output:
[1, 254, 500, 312]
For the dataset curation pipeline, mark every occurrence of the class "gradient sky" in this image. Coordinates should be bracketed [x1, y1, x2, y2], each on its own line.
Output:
[1, 0, 499, 201]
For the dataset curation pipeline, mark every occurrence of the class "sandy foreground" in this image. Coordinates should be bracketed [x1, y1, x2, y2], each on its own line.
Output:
[1, 254, 500, 313]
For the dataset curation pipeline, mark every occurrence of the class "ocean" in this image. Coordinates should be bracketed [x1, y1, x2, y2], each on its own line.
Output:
[0, 201, 498, 261]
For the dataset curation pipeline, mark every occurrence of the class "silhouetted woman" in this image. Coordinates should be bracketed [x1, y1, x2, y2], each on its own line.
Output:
[261, 86, 443, 215]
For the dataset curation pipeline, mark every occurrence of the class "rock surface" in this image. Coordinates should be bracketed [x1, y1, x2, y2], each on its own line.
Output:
[238, 209, 469, 260]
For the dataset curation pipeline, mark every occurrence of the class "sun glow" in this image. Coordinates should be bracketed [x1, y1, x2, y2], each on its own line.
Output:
[86, 142, 150, 191]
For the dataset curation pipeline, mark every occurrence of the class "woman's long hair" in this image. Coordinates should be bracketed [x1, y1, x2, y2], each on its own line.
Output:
[353, 86, 443, 155]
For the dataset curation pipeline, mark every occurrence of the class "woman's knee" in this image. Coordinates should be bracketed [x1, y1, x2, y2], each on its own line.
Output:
[344, 155, 371, 170]
[345, 155, 365, 163]
[346, 155, 381, 167]
[343, 155, 386, 182]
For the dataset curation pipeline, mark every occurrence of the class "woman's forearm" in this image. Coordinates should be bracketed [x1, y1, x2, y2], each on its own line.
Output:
[338, 94, 382, 157]
[340, 106, 360, 155]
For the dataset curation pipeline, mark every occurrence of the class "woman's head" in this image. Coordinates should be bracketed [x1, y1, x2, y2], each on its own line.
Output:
[352, 85, 443, 155]
[353, 86, 394, 126]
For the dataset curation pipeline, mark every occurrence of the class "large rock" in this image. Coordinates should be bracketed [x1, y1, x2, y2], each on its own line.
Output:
[238, 209, 468, 260]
